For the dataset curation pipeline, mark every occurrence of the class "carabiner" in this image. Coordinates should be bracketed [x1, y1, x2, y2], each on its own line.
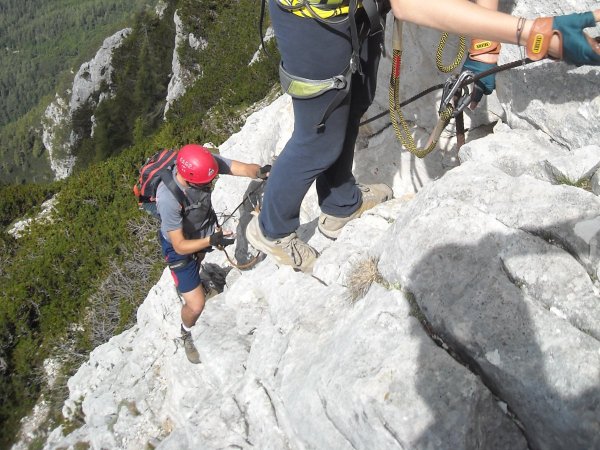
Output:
[439, 70, 475, 117]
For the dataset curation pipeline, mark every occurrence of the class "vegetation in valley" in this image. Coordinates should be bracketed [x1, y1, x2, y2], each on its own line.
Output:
[0, 0, 150, 184]
[0, 0, 279, 446]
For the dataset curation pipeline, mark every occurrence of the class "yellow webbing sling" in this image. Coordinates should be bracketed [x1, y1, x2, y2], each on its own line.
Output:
[274, 0, 352, 20]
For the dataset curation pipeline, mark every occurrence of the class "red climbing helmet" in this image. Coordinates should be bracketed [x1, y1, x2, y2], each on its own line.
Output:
[176, 144, 219, 184]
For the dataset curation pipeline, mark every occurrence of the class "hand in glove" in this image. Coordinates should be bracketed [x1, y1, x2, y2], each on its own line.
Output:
[256, 164, 272, 180]
[209, 230, 235, 248]
[527, 11, 600, 66]
[461, 39, 501, 110]
[461, 57, 497, 109]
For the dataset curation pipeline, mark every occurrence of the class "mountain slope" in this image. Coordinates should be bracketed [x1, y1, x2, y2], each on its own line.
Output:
[0, 1, 279, 446]
[45, 72, 600, 449]
[0, 0, 151, 184]
[0, 0, 149, 127]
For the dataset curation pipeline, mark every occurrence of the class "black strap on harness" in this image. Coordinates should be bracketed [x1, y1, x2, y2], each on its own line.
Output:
[316, 0, 389, 130]
[159, 169, 189, 213]
[314, 0, 360, 132]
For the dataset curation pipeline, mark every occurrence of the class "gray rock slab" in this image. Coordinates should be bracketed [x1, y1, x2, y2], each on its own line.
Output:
[498, 52, 600, 150]
[240, 283, 527, 450]
[378, 174, 600, 450]
[543, 145, 600, 185]
[407, 162, 600, 278]
[459, 125, 568, 181]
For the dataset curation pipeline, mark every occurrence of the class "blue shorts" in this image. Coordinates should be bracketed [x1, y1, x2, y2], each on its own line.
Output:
[159, 232, 201, 294]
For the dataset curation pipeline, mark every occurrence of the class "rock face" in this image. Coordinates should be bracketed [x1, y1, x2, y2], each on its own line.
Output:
[42, 95, 76, 180]
[8, 197, 57, 239]
[69, 29, 131, 115]
[42, 29, 131, 180]
[43, 2, 600, 449]
[377, 163, 600, 450]
[164, 11, 206, 116]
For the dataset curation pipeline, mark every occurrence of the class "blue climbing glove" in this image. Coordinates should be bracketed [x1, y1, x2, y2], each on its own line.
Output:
[527, 12, 600, 66]
[554, 12, 600, 66]
[461, 56, 497, 107]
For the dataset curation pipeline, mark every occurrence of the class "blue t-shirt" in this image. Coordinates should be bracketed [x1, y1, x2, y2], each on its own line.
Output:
[156, 155, 232, 242]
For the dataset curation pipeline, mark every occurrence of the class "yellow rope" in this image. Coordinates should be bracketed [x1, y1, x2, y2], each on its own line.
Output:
[388, 21, 465, 158]
[389, 50, 453, 158]
[436, 32, 466, 73]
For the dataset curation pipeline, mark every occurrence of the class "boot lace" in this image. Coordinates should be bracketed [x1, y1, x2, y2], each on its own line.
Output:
[279, 235, 315, 267]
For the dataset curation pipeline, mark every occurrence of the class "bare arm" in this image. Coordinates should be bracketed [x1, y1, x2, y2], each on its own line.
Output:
[391, 0, 521, 42]
[474, 0, 498, 12]
[473, 0, 500, 63]
[168, 228, 213, 255]
[229, 160, 262, 178]
[390, 0, 600, 57]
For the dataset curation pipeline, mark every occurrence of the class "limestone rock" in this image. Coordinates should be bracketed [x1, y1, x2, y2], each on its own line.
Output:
[164, 11, 206, 116]
[69, 29, 131, 113]
[42, 95, 76, 180]
[42, 29, 131, 179]
[498, 1, 600, 149]
[543, 145, 600, 186]
[378, 163, 600, 450]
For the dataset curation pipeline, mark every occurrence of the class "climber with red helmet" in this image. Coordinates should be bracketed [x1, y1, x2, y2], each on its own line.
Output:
[156, 143, 270, 364]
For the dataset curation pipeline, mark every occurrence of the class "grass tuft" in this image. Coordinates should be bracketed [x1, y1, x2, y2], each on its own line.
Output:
[346, 257, 386, 303]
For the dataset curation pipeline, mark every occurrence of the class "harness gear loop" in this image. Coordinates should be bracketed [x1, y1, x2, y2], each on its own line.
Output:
[279, 63, 348, 99]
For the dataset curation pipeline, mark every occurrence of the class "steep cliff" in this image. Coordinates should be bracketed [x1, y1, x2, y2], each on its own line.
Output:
[42, 29, 131, 180]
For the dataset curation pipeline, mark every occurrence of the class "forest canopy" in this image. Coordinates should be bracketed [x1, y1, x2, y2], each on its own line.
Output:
[0, 0, 148, 127]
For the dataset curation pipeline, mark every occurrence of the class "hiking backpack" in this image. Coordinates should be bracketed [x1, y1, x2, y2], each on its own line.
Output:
[133, 149, 217, 239]
[133, 148, 180, 217]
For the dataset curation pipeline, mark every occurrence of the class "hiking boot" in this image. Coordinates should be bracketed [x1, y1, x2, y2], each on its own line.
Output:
[246, 213, 319, 273]
[181, 325, 201, 364]
[318, 183, 393, 239]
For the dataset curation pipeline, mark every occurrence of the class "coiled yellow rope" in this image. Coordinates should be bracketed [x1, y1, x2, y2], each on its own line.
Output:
[436, 32, 466, 73]
[389, 21, 465, 158]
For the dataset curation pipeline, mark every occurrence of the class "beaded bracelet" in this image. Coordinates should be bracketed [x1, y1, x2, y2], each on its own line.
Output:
[516, 17, 526, 59]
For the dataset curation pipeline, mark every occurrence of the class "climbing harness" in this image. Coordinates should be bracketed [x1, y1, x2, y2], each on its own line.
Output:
[263, 0, 391, 130]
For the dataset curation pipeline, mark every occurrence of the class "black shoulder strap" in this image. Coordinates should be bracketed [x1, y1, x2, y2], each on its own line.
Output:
[259, 0, 272, 58]
[364, 0, 390, 36]
[159, 169, 189, 209]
